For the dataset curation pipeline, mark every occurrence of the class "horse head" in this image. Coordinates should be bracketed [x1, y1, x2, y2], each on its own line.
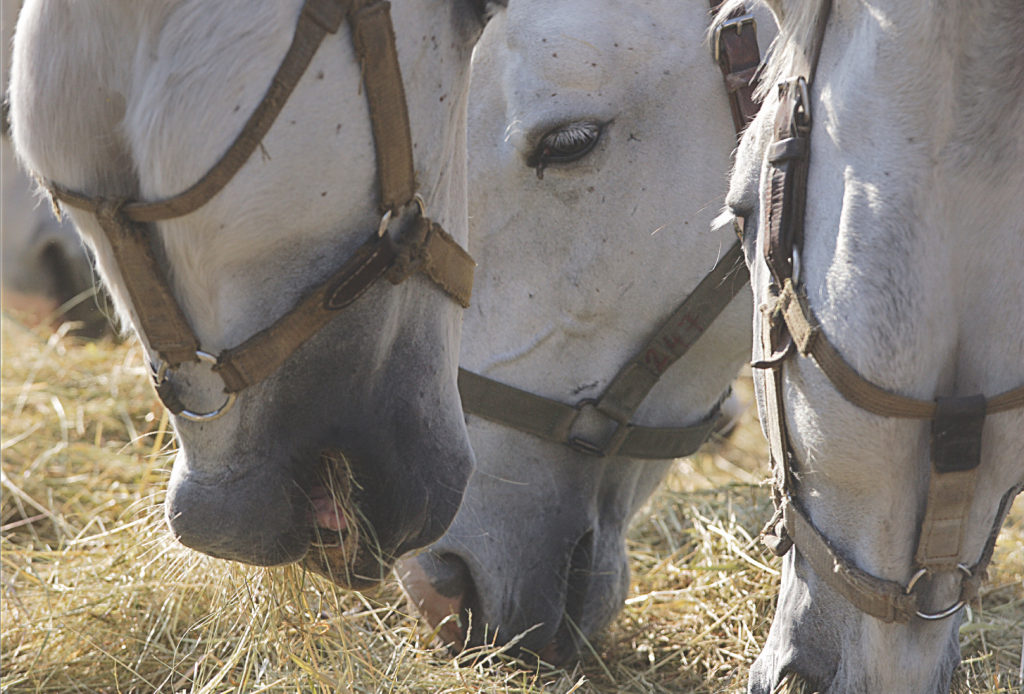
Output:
[725, 0, 1024, 690]
[9, 0, 494, 589]
[399, 0, 769, 662]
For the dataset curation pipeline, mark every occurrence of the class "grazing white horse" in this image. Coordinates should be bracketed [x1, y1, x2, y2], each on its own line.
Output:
[9, 0, 492, 588]
[400, 0, 770, 662]
[723, 0, 1024, 691]
[1, 1, 105, 336]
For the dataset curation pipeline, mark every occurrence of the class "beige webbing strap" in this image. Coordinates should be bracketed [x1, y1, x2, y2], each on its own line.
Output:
[350, 0, 417, 213]
[51, 0, 349, 223]
[913, 395, 986, 571]
[458, 242, 747, 459]
[457, 369, 720, 460]
[782, 499, 919, 623]
[596, 241, 748, 422]
[774, 279, 1024, 418]
[386, 217, 474, 308]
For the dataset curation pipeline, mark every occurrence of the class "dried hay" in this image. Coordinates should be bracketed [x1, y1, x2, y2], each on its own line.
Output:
[2, 314, 1021, 693]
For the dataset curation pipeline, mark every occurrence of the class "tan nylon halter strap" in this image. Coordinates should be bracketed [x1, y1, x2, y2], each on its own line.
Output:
[46, 0, 474, 414]
[459, 241, 749, 459]
[458, 6, 763, 460]
[752, 0, 1024, 623]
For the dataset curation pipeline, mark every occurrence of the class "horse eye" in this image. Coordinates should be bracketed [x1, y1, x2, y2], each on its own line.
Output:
[527, 121, 602, 179]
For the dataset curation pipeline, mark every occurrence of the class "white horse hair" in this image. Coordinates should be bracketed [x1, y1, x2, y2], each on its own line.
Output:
[725, 0, 1024, 691]
[1, 1, 105, 336]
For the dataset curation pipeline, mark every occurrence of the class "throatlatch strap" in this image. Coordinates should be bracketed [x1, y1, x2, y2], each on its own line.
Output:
[350, 1, 417, 213]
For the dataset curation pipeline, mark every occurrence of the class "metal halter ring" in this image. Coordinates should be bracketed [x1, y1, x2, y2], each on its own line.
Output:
[905, 564, 972, 621]
[154, 351, 238, 422]
[377, 194, 428, 238]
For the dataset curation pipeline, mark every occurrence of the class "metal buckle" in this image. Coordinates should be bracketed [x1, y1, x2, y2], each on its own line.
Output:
[713, 12, 757, 63]
[567, 399, 630, 457]
[905, 564, 972, 621]
[154, 351, 238, 422]
[778, 76, 812, 130]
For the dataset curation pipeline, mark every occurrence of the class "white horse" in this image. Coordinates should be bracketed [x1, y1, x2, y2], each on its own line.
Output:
[723, 0, 1024, 691]
[1, 1, 106, 336]
[399, 0, 769, 662]
[9, 0, 492, 589]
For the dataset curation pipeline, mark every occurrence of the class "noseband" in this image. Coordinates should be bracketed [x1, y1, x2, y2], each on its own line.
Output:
[752, 0, 1024, 623]
[43, 0, 475, 421]
[457, 2, 761, 460]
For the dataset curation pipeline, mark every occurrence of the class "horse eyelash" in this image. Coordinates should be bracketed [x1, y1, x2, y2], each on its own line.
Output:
[528, 121, 603, 179]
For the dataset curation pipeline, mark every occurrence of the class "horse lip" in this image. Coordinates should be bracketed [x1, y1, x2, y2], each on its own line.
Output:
[302, 449, 361, 579]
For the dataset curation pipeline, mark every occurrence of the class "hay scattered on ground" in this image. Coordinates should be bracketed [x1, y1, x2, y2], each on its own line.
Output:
[2, 315, 1021, 693]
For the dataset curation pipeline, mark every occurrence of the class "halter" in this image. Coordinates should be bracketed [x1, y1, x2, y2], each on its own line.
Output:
[457, 2, 762, 460]
[752, 0, 1024, 623]
[44, 0, 475, 421]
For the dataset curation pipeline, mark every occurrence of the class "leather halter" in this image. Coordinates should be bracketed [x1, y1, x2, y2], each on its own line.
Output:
[457, 2, 761, 460]
[44, 0, 475, 421]
[752, 0, 1024, 623]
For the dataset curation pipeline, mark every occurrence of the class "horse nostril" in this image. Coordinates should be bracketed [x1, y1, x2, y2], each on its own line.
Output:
[398, 552, 475, 647]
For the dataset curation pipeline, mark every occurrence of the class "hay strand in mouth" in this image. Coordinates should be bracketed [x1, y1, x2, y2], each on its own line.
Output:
[3, 315, 1022, 693]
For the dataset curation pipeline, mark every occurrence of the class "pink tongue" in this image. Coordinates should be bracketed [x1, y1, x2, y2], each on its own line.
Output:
[310, 489, 347, 532]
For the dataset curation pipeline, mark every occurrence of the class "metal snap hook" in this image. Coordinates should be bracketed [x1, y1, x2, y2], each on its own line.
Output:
[154, 351, 237, 422]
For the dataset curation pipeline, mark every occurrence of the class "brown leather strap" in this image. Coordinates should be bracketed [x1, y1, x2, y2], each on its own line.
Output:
[764, 90, 810, 286]
[93, 202, 200, 367]
[350, 1, 417, 213]
[710, 2, 763, 133]
[459, 241, 748, 459]
[215, 212, 473, 393]
[50, 0, 349, 223]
